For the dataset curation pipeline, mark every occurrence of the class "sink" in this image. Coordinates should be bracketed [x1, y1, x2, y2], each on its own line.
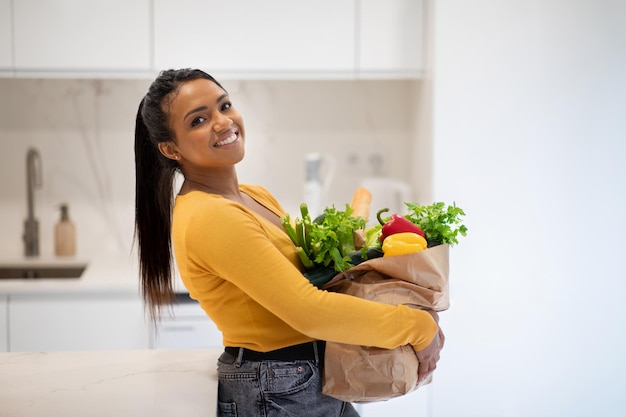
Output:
[0, 262, 88, 279]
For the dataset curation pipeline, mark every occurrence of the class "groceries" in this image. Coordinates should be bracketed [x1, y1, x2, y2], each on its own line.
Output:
[281, 188, 466, 273]
[280, 187, 468, 402]
[280, 187, 467, 289]
[280, 202, 368, 274]
[381, 232, 428, 257]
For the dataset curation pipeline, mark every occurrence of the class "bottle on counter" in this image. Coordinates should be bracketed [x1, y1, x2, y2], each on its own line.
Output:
[55, 203, 76, 256]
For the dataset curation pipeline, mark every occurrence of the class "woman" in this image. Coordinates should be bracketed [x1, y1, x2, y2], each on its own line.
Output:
[134, 68, 443, 417]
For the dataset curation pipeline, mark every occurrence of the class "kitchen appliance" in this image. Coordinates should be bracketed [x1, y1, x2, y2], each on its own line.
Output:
[303, 153, 335, 217]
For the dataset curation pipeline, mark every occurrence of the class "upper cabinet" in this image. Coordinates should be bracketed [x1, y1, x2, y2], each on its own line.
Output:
[0, 0, 12, 70]
[12, 0, 151, 74]
[154, 0, 355, 78]
[154, 0, 425, 79]
[358, 0, 425, 77]
[1, 0, 426, 79]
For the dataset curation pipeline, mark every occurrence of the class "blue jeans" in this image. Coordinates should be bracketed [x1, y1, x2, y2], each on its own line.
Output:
[216, 349, 360, 417]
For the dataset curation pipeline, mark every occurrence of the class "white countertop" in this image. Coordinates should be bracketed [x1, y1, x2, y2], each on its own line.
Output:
[0, 255, 188, 296]
[0, 349, 221, 417]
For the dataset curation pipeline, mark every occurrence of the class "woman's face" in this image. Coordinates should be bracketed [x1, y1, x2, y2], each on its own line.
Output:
[166, 78, 245, 170]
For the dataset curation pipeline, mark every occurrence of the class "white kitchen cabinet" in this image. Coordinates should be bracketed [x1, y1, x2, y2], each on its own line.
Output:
[154, 0, 355, 78]
[2, 0, 425, 79]
[358, 0, 425, 77]
[0, 0, 12, 70]
[0, 295, 7, 352]
[151, 295, 222, 349]
[8, 293, 150, 352]
[13, 0, 151, 73]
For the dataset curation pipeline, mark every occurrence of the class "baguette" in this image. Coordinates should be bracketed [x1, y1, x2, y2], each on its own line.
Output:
[350, 187, 372, 222]
[350, 187, 371, 250]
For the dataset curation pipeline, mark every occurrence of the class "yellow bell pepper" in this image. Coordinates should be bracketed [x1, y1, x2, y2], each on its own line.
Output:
[382, 232, 428, 257]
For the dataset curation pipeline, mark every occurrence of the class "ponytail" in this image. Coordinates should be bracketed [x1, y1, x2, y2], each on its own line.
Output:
[134, 99, 176, 321]
[134, 68, 225, 322]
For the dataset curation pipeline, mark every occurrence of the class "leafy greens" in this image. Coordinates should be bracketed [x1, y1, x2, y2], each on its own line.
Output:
[281, 203, 367, 272]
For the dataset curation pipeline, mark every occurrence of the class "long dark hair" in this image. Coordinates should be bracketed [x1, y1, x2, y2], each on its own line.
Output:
[134, 68, 225, 321]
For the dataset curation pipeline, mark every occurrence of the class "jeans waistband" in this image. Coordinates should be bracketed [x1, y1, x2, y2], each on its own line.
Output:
[224, 341, 325, 364]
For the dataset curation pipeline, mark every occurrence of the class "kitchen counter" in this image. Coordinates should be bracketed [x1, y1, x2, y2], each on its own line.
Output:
[0, 348, 221, 417]
[0, 255, 188, 296]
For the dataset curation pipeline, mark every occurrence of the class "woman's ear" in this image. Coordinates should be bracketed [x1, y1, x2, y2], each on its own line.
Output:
[157, 142, 181, 161]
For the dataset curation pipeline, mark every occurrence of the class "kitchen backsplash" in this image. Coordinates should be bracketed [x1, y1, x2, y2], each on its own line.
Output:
[0, 78, 420, 259]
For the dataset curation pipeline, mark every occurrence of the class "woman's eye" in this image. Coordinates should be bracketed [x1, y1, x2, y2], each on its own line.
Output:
[221, 101, 232, 111]
[191, 116, 206, 127]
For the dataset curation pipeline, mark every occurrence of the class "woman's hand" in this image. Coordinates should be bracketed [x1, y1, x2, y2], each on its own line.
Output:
[415, 310, 445, 384]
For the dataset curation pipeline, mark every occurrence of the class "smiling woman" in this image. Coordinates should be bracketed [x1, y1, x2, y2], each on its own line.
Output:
[159, 79, 246, 174]
[133, 68, 442, 417]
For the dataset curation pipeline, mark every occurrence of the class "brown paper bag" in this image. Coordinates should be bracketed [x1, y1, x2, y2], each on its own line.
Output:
[320, 244, 450, 403]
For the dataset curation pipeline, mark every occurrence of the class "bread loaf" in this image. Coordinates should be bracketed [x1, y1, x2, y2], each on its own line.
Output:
[350, 187, 372, 221]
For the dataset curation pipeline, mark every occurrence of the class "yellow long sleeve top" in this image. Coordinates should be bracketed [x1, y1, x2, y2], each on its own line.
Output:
[171, 184, 438, 352]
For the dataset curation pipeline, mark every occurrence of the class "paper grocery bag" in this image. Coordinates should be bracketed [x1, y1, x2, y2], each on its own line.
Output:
[320, 244, 449, 403]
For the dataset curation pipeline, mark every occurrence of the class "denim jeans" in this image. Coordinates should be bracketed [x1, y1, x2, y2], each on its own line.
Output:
[216, 349, 360, 417]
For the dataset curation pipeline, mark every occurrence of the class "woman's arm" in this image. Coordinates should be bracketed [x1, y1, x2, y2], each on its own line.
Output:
[184, 200, 439, 352]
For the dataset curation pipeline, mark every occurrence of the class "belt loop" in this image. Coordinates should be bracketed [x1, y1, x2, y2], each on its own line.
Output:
[235, 347, 245, 368]
[313, 341, 319, 365]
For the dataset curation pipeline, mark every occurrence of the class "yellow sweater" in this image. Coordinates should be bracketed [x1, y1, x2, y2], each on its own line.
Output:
[172, 184, 438, 352]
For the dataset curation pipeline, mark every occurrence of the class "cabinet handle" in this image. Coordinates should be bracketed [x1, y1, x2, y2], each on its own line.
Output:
[162, 325, 196, 332]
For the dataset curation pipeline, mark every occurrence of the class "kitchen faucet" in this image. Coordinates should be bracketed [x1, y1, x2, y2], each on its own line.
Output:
[24, 147, 42, 257]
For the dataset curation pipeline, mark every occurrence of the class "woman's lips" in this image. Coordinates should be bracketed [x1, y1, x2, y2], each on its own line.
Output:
[214, 129, 239, 147]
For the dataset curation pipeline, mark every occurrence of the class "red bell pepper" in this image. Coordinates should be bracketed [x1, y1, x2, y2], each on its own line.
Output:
[376, 208, 425, 241]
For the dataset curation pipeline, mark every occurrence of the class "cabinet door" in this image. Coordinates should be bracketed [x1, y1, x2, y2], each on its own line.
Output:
[8, 294, 149, 352]
[13, 0, 151, 72]
[151, 298, 222, 349]
[358, 0, 424, 76]
[153, 318, 222, 349]
[0, 0, 12, 70]
[154, 0, 355, 77]
[0, 296, 7, 352]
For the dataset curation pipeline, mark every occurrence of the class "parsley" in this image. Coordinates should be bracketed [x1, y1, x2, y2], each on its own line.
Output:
[404, 201, 468, 246]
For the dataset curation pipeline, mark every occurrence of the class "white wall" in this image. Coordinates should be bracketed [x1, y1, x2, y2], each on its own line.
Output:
[431, 1, 626, 416]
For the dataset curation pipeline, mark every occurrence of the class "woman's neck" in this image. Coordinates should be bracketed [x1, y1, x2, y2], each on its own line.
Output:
[181, 168, 240, 199]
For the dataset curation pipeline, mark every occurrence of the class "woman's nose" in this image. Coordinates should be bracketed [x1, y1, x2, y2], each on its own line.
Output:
[213, 112, 232, 131]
